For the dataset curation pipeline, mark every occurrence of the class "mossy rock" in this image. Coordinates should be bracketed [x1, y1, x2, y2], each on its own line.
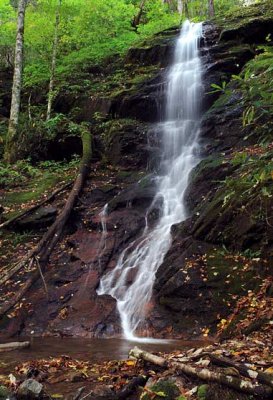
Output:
[141, 380, 180, 400]
[1, 173, 65, 219]
[0, 385, 11, 399]
[197, 384, 209, 400]
[205, 247, 263, 308]
[205, 384, 253, 400]
[215, 0, 273, 31]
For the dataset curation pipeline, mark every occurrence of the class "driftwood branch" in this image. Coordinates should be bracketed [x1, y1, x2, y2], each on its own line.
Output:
[0, 341, 30, 352]
[129, 347, 273, 398]
[209, 354, 273, 389]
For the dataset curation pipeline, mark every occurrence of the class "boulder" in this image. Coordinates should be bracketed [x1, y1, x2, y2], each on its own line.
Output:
[15, 206, 57, 230]
[110, 73, 166, 123]
[82, 384, 115, 399]
[141, 378, 180, 400]
[17, 379, 43, 399]
[220, 17, 273, 43]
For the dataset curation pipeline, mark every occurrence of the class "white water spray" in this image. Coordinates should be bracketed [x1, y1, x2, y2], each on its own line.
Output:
[98, 203, 108, 269]
[98, 21, 203, 340]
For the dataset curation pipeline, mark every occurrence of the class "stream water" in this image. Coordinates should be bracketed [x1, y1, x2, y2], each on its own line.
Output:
[98, 21, 203, 340]
[0, 337, 209, 397]
[0, 338, 208, 370]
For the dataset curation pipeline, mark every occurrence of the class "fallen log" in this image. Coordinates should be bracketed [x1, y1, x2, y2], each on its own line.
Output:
[0, 341, 30, 352]
[129, 347, 273, 398]
[209, 354, 273, 389]
[0, 128, 92, 319]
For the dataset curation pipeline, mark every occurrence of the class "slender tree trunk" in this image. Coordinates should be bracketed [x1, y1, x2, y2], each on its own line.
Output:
[177, 0, 183, 15]
[208, 0, 215, 17]
[46, 0, 62, 121]
[4, 0, 27, 163]
[132, 0, 146, 29]
[184, 0, 189, 19]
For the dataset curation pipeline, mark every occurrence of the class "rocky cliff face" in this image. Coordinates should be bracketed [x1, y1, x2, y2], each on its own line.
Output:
[1, 3, 273, 339]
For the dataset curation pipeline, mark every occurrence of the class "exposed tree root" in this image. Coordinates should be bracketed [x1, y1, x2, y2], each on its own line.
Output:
[129, 347, 273, 398]
[0, 129, 92, 320]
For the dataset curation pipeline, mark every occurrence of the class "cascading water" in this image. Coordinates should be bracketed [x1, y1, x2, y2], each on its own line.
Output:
[98, 21, 203, 341]
[97, 203, 108, 270]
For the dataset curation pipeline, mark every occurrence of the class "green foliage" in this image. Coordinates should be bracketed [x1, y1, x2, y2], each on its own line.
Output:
[1, 0, 270, 90]
[232, 45, 273, 136]
[0, 159, 38, 187]
[0, 156, 79, 188]
[209, 81, 227, 94]
[197, 384, 209, 400]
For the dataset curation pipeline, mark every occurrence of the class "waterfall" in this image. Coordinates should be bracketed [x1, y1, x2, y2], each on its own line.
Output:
[98, 21, 203, 340]
[98, 203, 108, 270]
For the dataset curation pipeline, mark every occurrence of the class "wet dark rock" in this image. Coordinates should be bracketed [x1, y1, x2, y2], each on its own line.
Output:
[108, 176, 157, 212]
[125, 35, 176, 67]
[185, 156, 236, 212]
[83, 384, 115, 400]
[54, 95, 111, 123]
[201, 41, 255, 111]
[83, 185, 118, 205]
[15, 206, 57, 230]
[68, 371, 87, 382]
[17, 379, 43, 399]
[220, 17, 273, 44]
[101, 120, 150, 168]
[110, 73, 166, 123]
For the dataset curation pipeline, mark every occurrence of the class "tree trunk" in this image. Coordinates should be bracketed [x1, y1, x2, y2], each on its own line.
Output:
[132, 0, 146, 28]
[177, 0, 183, 15]
[208, 0, 215, 17]
[46, 0, 62, 121]
[4, 0, 27, 163]
[184, 0, 189, 19]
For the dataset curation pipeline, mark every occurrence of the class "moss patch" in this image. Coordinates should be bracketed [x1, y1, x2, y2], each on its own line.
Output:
[141, 380, 180, 400]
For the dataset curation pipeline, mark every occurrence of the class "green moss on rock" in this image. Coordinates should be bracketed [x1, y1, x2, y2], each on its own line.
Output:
[141, 380, 180, 400]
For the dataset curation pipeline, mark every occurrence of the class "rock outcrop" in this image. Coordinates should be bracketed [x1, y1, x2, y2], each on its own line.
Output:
[1, 5, 273, 339]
